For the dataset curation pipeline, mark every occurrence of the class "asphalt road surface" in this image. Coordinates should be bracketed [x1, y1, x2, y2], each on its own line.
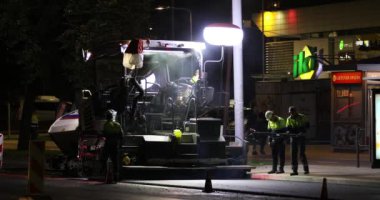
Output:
[1, 173, 308, 200]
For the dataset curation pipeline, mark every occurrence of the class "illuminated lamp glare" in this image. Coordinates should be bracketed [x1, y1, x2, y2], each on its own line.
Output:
[203, 23, 243, 46]
[120, 44, 128, 53]
[82, 49, 92, 61]
[140, 73, 156, 90]
[85, 52, 92, 61]
[364, 40, 370, 47]
[355, 40, 363, 46]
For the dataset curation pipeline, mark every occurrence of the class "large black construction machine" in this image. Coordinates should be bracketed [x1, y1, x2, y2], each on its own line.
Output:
[48, 39, 250, 179]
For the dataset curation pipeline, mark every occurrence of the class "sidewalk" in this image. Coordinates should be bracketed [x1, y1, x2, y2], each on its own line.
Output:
[247, 143, 380, 187]
[124, 144, 380, 200]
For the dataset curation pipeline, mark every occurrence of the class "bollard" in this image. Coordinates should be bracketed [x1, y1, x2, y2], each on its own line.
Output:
[0, 133, 3, 169]
[203, 171, 214, 193]
[28, 140, 45, 194]
[356, 128, 360, 168]
[320, 177, 328, 200]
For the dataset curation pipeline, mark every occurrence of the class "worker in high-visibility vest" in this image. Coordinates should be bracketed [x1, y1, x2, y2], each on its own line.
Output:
[265, 110, 287, 174]
[30, 110, 39, 140]
[102, 109, 123, 182]
[286, 106, 310, 176]
[190, 69, 200, 84]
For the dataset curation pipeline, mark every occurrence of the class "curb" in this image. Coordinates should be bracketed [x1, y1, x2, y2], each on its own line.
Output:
[123, 180, 322, 200]
[252, 173, 380, 187]
[250, 169, 380, 187]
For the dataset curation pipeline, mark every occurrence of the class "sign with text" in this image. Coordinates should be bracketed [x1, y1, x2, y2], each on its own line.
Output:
[332, 71, 362, 85]
[293, 45, 323, 80]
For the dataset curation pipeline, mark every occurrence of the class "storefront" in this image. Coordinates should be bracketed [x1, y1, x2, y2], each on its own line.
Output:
[357, 65, 380, 167]
[330, 71, 365, 151]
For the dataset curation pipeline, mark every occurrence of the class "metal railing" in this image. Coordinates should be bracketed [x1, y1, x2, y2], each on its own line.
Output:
[355, 127, 368, 168]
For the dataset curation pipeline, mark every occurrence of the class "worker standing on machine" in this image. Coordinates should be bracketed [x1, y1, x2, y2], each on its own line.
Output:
[122, 39, 145, 121]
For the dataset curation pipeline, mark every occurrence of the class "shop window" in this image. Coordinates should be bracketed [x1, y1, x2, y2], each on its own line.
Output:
[334, 86, 362, 121]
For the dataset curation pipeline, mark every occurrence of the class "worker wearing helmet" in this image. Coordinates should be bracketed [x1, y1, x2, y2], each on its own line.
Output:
[102, 109, 123, 182]
[265, 110, 287, 174]
[190, 69, 200, 84]
[286, 106, 310, 176]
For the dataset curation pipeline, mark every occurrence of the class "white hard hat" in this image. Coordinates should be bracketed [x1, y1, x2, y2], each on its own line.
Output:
[265, 110, 274, 120]
[106, 109, 117, 121]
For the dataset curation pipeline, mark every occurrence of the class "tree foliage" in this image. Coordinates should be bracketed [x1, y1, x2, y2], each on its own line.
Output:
[0, 0, 151, 150]
[60, 0, 152, 90]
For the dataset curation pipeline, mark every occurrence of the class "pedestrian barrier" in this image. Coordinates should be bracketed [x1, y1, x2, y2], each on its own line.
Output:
[28, 140, 45, 194]
[356, 127, 368, 168]
[0, 133, 3, 169]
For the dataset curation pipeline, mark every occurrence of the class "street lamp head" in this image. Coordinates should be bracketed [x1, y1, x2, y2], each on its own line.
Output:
[203, 23, 243, 46]
[155, 6, 170, 11]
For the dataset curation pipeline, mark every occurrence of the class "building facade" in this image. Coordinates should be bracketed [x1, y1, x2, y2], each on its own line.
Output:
[250, 0, 380, 151]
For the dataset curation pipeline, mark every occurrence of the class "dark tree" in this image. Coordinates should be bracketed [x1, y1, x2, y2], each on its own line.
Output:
[0, 0, 151, 150]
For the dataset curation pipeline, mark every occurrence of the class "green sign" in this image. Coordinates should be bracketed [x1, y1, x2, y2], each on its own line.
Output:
[339, 40, 344, 50]
[293, 45, 318, 80]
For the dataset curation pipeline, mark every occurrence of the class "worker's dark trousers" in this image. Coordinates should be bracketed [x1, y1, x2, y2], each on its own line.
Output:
[102, 145, 120, 181]
[129, 77, 144, 119]
[291, 136, 309, 172]
[270, 138, 285, 171]
[30, 124, 38, 140]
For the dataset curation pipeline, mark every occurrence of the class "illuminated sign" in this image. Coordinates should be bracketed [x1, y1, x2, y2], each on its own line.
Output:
[331, 71, 362, 84]
[339, 40, 344, 50]
[293, 45, 322, 80]
[372, 89, 380, 168]
[376, 94, 380, 160]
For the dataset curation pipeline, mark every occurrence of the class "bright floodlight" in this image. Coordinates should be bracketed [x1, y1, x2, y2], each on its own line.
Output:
[203, 23, 243, 46]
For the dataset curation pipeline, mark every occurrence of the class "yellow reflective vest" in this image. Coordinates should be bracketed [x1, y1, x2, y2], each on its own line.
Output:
[267, 116, 286, 132]
[286, 113, 309, 133]
[103, 121, 122, 136]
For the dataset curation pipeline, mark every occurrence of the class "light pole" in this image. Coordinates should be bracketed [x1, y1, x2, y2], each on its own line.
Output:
[155, 6, 193, 41]
[262, 0, 265, 81]
[203, 23, 244, 142]
[232, 0, 244, 146]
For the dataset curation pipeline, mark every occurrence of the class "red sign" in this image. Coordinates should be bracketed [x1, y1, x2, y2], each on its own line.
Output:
[332, 71, 362, 84]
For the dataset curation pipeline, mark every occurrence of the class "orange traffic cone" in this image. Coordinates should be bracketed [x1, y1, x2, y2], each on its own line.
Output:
[203, 171, 214, 193]
[320, 177, 328, 200]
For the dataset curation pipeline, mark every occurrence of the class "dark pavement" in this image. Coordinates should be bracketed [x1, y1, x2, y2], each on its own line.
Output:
[2, 137, 380, 199]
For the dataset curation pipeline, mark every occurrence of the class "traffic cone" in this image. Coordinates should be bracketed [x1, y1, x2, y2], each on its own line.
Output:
[105, 158, 114, 184]
[203, 171, 214, 193]
[320, 177, 328, 200]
